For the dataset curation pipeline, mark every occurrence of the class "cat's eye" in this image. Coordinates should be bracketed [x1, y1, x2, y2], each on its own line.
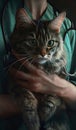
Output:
[25, 38, 38, 47]
[31, 39, 38, 46]
[48, 40, 54, 47]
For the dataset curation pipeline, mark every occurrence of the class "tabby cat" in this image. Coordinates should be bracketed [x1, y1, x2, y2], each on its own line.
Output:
[9, 8, 70, 130]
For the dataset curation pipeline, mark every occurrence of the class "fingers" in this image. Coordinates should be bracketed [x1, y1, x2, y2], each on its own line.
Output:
[9, 68, 57, 94]
[23, 60, 43, 76]
[9, 68, 42, 92]
[9, 67, 42, 84]
[9, 67, 27, 80]
[16, 80, 43, 92]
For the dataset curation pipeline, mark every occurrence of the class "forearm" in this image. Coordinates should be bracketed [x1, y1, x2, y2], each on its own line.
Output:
[0, 95, 20, 117]
[59, 80, 76, 110]
[9, 65, 76, 110]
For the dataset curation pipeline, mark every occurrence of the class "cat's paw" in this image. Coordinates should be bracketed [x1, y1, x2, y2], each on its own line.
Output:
[38, 95, 62, 123]
[23, 109, 40, 130]
[39, 101, 56, 123]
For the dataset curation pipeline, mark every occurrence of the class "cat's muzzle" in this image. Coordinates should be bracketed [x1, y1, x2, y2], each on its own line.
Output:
[33, 58, 48, 66]
[33, 58, 53, 73]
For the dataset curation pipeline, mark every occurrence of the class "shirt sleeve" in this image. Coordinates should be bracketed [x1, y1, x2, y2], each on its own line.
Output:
[0, 0, 8, 94]
[0, 24, 7, 94]
[61, 17, 76, 85]
[68, 29, 76, 86]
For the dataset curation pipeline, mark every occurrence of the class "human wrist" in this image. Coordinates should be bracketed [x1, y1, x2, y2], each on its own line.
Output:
[59, 81, 76, 109]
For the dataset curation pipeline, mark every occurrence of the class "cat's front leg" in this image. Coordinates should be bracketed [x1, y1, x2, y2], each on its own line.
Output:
[39, 95, 70, 130]
[38, 95, 61, 124]
[20, 90, 40, 130]
[44, 109, 70, 130]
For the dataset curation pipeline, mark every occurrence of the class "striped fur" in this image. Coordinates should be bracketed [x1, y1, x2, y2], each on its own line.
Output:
[9, 9, 70, 130]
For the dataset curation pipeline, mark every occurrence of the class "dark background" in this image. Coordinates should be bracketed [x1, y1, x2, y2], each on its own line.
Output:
[48, 0, 76, 26]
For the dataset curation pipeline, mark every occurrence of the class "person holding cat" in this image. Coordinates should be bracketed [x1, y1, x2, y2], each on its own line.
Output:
[0, 0, 76, 130]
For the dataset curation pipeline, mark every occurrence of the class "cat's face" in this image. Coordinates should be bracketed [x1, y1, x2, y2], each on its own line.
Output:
[11, 9, 66, 69]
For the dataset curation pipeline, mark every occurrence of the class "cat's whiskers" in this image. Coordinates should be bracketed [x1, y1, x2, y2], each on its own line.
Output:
[29, 55, 39, 64]
[12, 53, 28, 57]
[23, 53, 35, 62]
[4, 57, 26, 70]
[12, 50, 31, 58]
[30, 58, 36, 64]
[6, 56, 29, 71]
[5, 54, 30, 71]
[4, 51, 34, 71]
[18, 57, 33, 71]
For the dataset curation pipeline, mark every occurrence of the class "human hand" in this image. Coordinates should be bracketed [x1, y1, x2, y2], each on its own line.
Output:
[9, 49, 76, 109]
[9, 60, 67, 95]
[9, 59, 76, 109]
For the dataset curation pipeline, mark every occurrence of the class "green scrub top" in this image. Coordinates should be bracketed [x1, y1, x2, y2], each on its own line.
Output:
[0, 0, 76, 130]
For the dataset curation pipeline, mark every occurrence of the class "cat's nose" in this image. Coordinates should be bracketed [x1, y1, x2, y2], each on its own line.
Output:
[40, 48, 47, 57]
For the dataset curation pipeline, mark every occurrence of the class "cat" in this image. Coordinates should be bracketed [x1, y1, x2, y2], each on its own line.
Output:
[8, 8, 70, 130]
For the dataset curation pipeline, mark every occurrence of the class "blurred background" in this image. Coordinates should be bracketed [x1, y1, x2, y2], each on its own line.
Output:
[48, 0, 76, 26]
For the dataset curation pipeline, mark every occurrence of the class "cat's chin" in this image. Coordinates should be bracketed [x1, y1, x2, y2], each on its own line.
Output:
[32, 58, 48, 65]
[31, 57, 48, 70]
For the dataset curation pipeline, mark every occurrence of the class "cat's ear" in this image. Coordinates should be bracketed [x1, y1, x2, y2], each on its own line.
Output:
[48, 12, 66, 33]
[16, 8, 35, 28]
